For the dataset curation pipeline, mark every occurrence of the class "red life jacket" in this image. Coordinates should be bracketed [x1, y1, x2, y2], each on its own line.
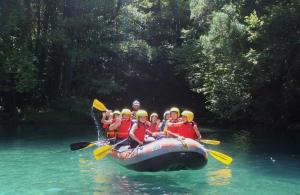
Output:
[148, 123, 159, 133]
[178, 122, 198, 139]
[168, 119, 179, 134]
[100, 116, 110, 130]
[106, 119, 116, 138]
[103, 123, 109, 129]
[117, 119, 131, 139]
[134, 122, 146, 142]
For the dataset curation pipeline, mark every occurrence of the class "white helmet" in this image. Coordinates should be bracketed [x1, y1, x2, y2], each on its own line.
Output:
[163, 111, 170, 119]
[132, 100, 140, 106]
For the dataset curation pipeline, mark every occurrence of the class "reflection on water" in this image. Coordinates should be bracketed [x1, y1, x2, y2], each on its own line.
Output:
[232, 130, 251, 151]
[91, 170, 191, 194]
[207, 168, 232, 186]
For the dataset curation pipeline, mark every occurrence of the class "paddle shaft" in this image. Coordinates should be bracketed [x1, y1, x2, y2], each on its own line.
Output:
[70, 138, 115, 151]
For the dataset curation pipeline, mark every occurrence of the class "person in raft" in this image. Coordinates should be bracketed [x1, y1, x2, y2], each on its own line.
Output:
[166, 110, 201, 140]
[167, 107, 181, 134]
[147, 113, 161, 134]
[159, 110, 170, 131]
[100, 109, 113, 134]
[145, 113, 161, 142]
[129, 110, 148, 148]
[131, 100, 140, 120]
[109, 108, 132, 144]
[106, 110, 121, 139]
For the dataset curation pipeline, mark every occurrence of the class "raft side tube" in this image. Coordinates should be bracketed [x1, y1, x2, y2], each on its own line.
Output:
[111, 138, 208, 172]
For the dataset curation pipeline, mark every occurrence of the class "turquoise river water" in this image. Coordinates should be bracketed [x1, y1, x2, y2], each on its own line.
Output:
[1, 125, 300, 194]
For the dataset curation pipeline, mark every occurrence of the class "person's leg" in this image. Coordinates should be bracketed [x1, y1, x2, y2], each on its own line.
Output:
[130, 140, 139, 148]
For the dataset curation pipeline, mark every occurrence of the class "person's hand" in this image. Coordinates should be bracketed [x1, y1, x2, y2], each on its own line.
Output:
[138, 141, 143, 146]
[156, 119, 161, 124]
[115, 117, 121, 124]
[146, 121, 151, 126]
[105, 110, 112, 116]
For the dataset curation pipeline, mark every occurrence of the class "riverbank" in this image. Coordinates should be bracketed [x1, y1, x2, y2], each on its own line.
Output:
[1, 97, 299, 134]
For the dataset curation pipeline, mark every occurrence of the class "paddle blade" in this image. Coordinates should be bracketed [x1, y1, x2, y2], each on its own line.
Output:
[208, 150, 233, 165]
[92, 99, 107, 111]
[93, 145, 113, 160]
[70, 142, 94, 151]
[200, 139, 221, 145]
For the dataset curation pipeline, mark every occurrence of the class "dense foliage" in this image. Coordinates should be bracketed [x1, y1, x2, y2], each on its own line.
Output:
[0, 0, 299, 130]
[175, 0, 300, 129]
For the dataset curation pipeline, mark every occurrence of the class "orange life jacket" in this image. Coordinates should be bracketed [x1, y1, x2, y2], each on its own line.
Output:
[134, 122, 146, 142]
[177, 122, 198, 139]
[117, 119, 131, 139]
[106, 119, 117, 138]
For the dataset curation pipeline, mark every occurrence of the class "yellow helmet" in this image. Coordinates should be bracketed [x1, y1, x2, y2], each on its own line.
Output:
[136, 110, 148, 118]
[181, 110, 194, 122]
[113, 110, 121, 115]
[121, 108, 131, 115]
[170, 107, 180, 115]
[150, 113, 158, 120]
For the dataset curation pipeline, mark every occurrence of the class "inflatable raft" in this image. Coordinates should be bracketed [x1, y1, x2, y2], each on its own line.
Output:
[111, 138, 208, 172]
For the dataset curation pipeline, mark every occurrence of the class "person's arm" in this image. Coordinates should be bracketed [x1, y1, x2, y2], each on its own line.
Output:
[167, 121, 183, 128]
[145, 129, 153, 136]
[101, 113, 107, 124]
[109, 118, 121, 131]
[156, 119, 161, 130]
[101, 110, 112, 124]
[129, 124, 143, 145]
[158, 122, 163, 130]
[193, 124, 202, 139]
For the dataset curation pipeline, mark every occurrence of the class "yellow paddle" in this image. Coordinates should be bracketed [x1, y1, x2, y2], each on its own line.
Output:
[93, 139, 128, 160]
[199, 139, 221, 145]
[92, 99, 107, 111]
[207, 150, 233, 165]
[164, 130, 233, 165]
[93, 145, 113, 160]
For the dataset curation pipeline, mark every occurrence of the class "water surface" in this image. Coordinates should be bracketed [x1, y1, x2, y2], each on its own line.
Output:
[1, 125, 300, 194]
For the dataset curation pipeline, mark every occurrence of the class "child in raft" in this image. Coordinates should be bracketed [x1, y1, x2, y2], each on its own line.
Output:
[101, 110, 112, 135]
[109, 108, 132, 144]
[105, 110, 121, 139]
[166, 107, 181, 134]
[145, 113, 161, 142]
[147, 113, 161, 134]
[166, 110, 202, 140]
[159, 110, 170, 131]
[129, 110, 148, 148]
